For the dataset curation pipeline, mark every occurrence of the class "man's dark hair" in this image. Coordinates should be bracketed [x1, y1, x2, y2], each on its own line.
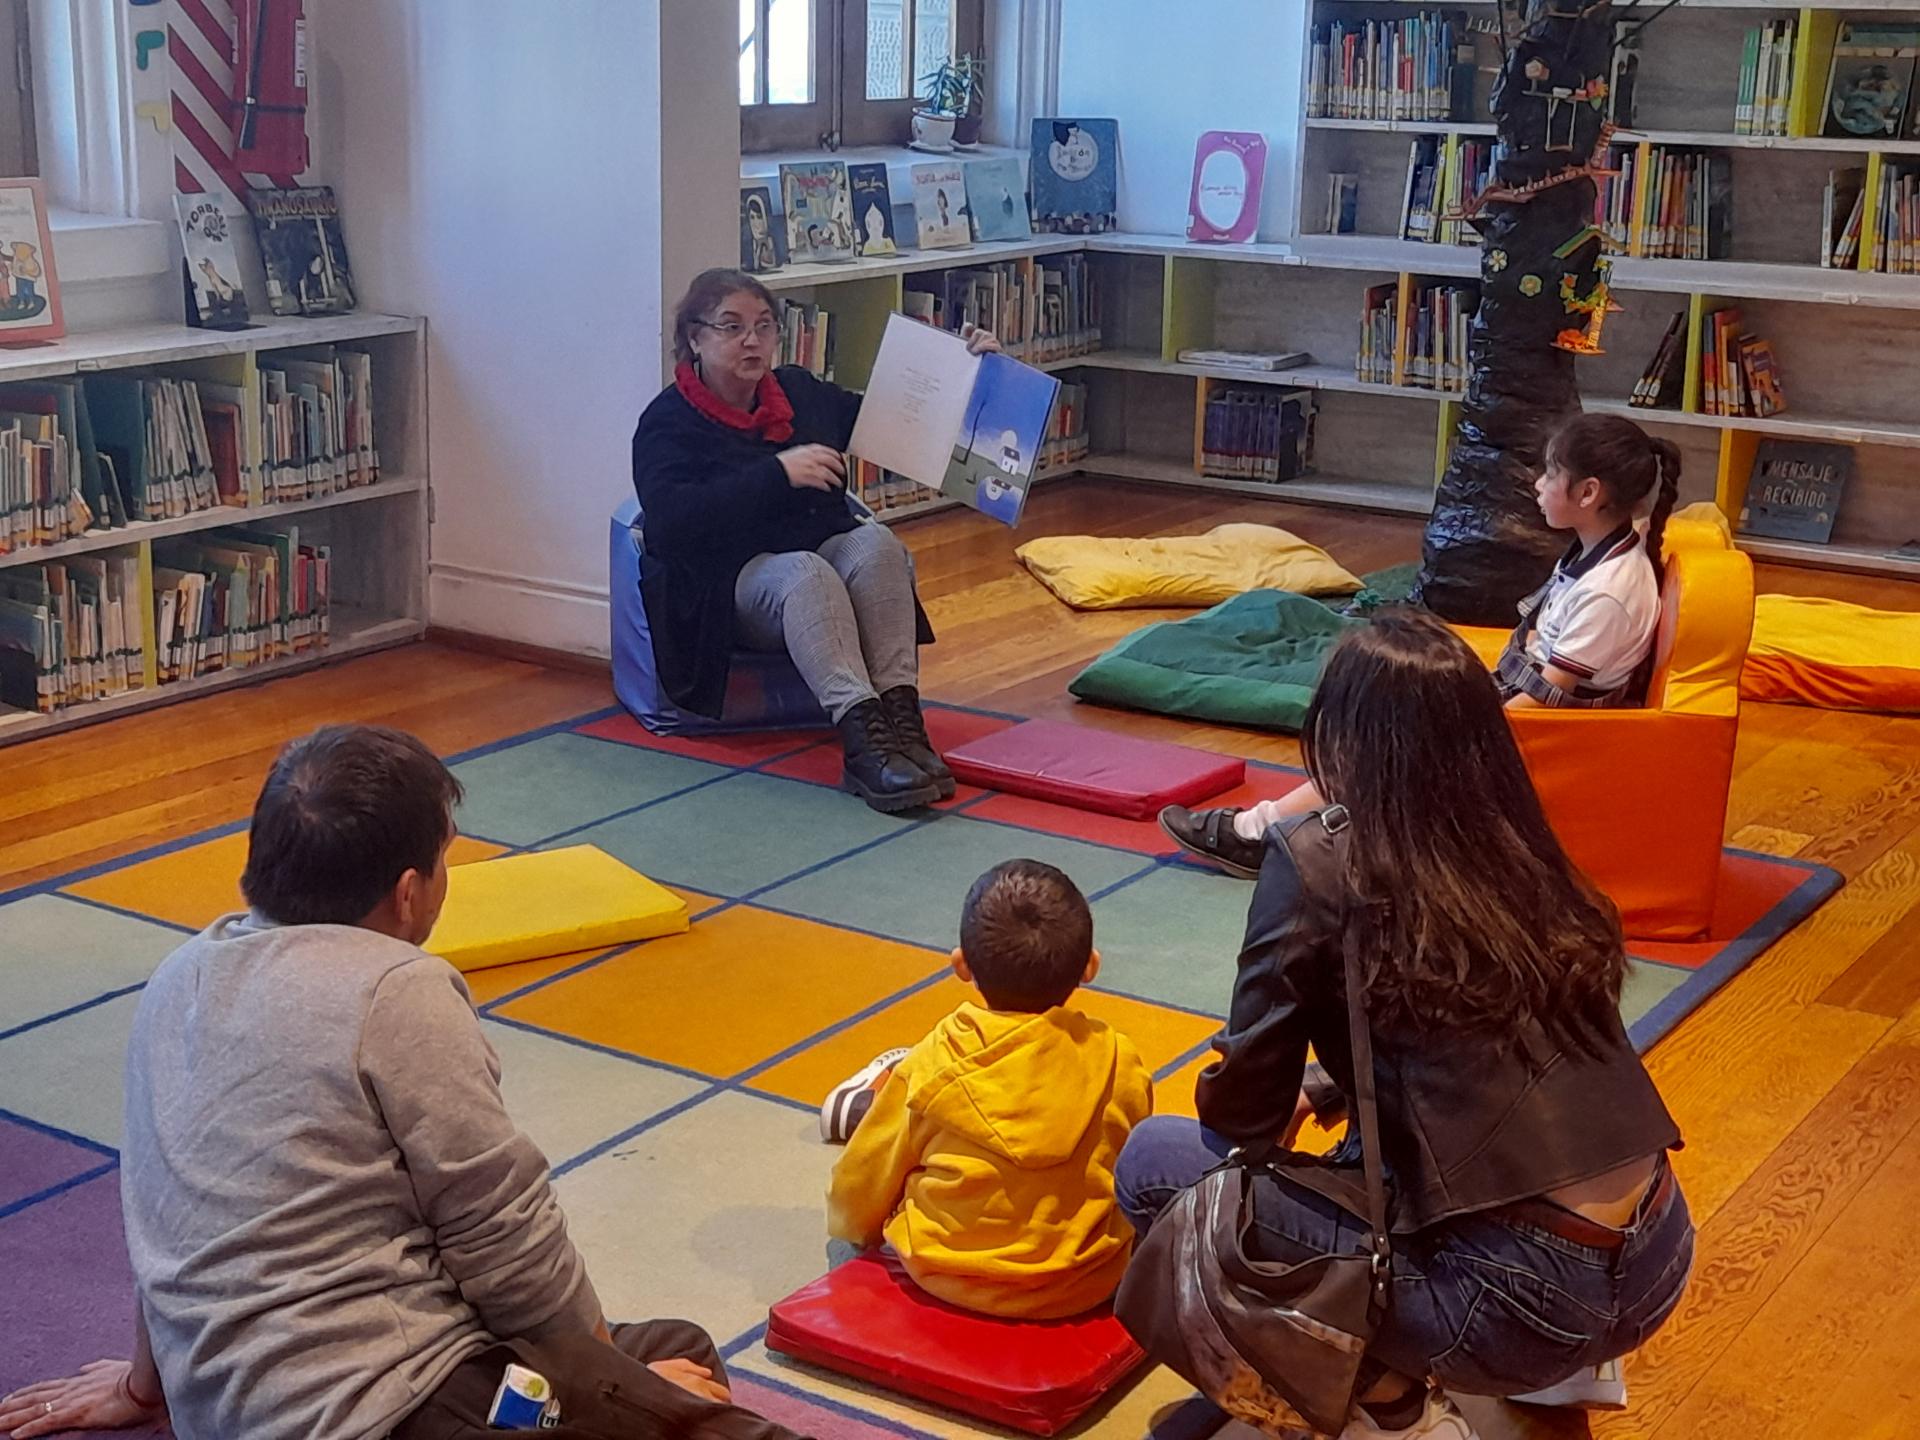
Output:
[958, 860, 1093, 1013]
[241, 724, 463, 926]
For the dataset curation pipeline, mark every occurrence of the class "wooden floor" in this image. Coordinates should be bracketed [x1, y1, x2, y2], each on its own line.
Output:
[6, 477, 1920, 1439]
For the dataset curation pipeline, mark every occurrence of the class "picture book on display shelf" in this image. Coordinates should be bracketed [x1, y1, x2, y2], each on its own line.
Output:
[175, 195, 253, 329]
[1739, 441, 1852, 544]
[1030, 119, 1118, 234]
[0, 179, 62, 344]
[963, 158, 1031, 242]
[248, 187, 355, 317]
[911, 162, 972, 249]
[849, 314, 1060, 527]
[739, 183, 788, 273]
[1822, 24, 1920, 139]
[846, 164, 897, 258]
[779, 162, 854, 264]
[1188, 132, 1266, 244]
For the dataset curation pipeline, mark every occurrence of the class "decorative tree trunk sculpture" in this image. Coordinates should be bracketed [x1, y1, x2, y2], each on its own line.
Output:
[1415, 0, 1621, 625]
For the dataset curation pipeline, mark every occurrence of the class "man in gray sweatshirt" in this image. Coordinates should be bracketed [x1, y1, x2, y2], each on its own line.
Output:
[0, 725, 800, 1440]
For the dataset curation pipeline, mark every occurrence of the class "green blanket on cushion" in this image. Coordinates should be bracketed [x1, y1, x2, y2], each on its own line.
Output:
[1067, 564, 1420, 732]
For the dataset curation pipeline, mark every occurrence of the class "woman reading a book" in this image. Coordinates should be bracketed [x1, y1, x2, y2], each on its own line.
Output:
[633, 267, 997, 814]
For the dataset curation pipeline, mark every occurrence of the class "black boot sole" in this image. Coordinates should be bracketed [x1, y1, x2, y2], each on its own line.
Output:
[1157, 811, 1261, 880]
[844, 771, 943, 813]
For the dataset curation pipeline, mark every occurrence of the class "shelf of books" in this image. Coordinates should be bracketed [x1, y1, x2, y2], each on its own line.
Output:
[1286, 0, 1920, 576]
[0, 314, 427, 745]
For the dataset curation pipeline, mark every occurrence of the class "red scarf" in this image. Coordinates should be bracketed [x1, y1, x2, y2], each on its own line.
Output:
[675, 360, 795, 444]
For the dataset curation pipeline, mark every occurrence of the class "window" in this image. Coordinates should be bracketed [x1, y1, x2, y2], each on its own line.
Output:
[0, 0, 38, 178]
[741, 0, 983, 153]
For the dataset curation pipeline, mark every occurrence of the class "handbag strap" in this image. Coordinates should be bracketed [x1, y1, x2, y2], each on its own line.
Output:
[1320, 805, 1393, 1307]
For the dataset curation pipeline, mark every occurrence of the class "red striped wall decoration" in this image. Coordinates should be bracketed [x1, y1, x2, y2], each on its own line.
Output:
[169, 0, 308, 203]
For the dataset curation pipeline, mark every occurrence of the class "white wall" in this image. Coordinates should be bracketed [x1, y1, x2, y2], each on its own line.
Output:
[1056, 0, 1308, 241]
[312, 0, 737, 655]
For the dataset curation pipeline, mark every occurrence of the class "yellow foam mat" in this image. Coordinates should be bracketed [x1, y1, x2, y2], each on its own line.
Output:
[425, 845, 690, 973]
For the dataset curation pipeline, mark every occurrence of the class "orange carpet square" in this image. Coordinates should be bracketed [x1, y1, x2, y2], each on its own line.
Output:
[493, 904, 946, 1077]
[66, 832, 507, 932]
[750, 974, 1220, 1105]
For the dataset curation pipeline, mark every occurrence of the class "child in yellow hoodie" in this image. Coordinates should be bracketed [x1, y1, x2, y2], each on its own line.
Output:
[823, 859, 1153, 1320]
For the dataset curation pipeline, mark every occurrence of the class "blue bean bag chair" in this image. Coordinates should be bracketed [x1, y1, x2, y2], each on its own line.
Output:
[609, 497, 829, 735]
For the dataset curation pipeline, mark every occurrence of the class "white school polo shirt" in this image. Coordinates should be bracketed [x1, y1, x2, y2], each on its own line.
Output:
[1524, 524, 1660, 693]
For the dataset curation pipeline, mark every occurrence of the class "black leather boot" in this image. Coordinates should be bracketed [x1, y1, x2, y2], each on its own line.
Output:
[837, 699, 941, 813]
[879, 685, 955, 799]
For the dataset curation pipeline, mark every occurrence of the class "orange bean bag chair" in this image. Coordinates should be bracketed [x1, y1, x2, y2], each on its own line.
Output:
[1454, 521, 1754, 941]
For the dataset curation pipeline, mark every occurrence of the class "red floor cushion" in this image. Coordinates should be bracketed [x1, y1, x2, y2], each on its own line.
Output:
[943, 719, 1245, 820]
[765, 1252, 1147, 1436]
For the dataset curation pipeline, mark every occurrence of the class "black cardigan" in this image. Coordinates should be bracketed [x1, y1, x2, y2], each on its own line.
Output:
[630, 367, 932, 717]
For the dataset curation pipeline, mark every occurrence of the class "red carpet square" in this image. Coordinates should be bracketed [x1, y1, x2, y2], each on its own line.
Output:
[945, 719, 1246, 820]
[577, 713, 827, 766]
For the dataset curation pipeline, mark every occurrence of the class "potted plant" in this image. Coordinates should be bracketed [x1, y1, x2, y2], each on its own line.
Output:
[913, 55, 984, 150]
[952, 55, 987, 148]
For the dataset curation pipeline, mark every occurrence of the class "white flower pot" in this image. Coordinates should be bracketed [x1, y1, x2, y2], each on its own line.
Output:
[911, 110, 957, 151]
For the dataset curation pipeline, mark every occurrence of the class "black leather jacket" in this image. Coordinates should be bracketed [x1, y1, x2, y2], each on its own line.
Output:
[1195, 807, 1682, 1235]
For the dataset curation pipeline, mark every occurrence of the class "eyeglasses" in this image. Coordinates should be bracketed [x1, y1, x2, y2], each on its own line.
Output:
[698, 318, 780, 342]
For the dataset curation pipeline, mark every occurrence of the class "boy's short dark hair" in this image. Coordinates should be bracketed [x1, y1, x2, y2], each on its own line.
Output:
[959, 860, 1093, 1012]
[241, 724, 463, 927]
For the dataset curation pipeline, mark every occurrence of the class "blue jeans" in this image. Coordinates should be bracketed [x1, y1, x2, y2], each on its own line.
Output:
[1114, 1116, 1694, 1396]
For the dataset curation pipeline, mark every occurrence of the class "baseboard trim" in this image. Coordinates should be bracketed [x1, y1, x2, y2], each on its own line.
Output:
[428, 626, 612, 676]
[428, 565, 612, 657]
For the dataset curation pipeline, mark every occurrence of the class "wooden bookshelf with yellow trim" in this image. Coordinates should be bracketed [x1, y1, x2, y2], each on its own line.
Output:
[0, 315, 429, 747]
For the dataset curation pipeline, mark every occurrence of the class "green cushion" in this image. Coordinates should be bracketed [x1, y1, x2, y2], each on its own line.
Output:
[1067, 565, 1418, 733]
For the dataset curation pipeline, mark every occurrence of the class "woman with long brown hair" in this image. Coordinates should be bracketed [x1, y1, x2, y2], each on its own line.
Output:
[1115, 609, 1692, 1440]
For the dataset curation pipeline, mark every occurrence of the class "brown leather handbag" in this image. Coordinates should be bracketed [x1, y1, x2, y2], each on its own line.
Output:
[1113, 933, 1390, 1438]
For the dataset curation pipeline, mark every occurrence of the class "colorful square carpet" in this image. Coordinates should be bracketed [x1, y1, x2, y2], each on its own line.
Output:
[0, 702, 1841, 1437]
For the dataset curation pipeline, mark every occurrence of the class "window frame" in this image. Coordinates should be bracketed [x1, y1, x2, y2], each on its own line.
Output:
[0, 0, 39, 180]
[741, 0, 984, 155]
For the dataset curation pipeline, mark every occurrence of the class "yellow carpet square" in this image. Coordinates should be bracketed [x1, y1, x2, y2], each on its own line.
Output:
[751, 975, 1220, 1105]
[425, 845, 689, 973]
[65, 831, 506, 932]
[494, 905, 946, 1077]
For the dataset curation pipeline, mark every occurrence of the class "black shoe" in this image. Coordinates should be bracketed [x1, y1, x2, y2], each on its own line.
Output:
[838, 699, 942, 813]
[1158, 805, 1264, 879]
[878, 685, 955, 799]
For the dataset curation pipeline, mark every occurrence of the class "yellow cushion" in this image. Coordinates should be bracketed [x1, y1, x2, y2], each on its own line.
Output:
[425, 845, 690, 973]
[1015, 524, 1363, 610]
[1663, 502, 1734, 555]
[1744, 595, 1920, 712]
[1649, 543, 1752, 719]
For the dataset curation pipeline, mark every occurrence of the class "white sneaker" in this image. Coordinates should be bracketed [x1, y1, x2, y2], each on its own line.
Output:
[1339, 1389, 1480, 1439]
[818, 1048, 910, 1142]
[1510, 1359, 1629, 1411]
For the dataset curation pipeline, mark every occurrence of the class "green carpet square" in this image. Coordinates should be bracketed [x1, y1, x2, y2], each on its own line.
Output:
[1620, 957, 1693, 1029]
[0, 895, 181, 1033]
[1090, 863, 1251, 1016]
[558, 771, 916, 898]
[759, 813, 1150, 950]
[0, 992, 142, 1146]
[451, 733, 727, 847]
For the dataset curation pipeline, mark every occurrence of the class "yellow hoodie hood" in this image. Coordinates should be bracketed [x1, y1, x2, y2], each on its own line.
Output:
[826, 1002, 1153, 1320]
[909, 1004, 1125, 1168]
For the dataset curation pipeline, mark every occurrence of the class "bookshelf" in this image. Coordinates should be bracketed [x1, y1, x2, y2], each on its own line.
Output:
[0, 314, 428, 747]
[739, 1, 1920, 581]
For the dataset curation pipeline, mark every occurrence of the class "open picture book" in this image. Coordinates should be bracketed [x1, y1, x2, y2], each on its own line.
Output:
[849, 314, 1060, 527]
